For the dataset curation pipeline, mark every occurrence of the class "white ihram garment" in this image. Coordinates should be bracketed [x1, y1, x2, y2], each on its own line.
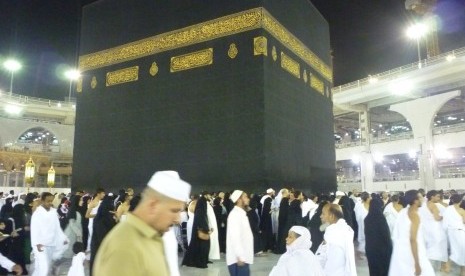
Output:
[419, 203, 448, 262]
[354, 202, 368, 253]
[207, 203, 220, 260]
[388, 208, 434, 276]
[442, 205, 465, 266]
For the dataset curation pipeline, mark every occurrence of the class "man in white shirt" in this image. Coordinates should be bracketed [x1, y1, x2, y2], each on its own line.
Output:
[0, 253, 22, 275]
[31, 192, 69, 276]
[317, 203, 357, 276]
[227, 190, 254, 276]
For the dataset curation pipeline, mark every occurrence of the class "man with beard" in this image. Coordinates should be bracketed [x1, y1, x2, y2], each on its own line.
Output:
[227, 190, 254, 276]
[388, 190, 434, 276]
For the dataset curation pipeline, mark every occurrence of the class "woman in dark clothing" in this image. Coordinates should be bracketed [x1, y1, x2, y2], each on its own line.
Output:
[7, 204, 28, 275]
[364, 198, 392, 276]
[79, 195, 90, 253]
[182, 196, 211, 268]
[287, 191, 303, 227]
[23, 193, 37, 265]
[223, 192, 234, 215]
[275, 189, 290, 254]
[338, 196, 356, 231]
[90, 196, 116, 275]
[212, 197, 227, 253]
[247, 194, 264, 254]
[307, 201, 329, 253]
[0, 198, 13, 220]
[57, 197, 69, 230]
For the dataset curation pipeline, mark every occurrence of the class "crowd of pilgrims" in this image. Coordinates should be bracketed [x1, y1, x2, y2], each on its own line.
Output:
[0, 186, 463, 275]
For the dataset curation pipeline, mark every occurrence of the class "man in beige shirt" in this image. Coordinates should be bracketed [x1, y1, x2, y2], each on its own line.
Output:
[94, 171, 191, 276]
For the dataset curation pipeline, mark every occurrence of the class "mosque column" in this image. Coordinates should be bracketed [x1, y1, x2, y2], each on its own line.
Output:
[390, 90, 460, 191]
[359, 109, 375, 192]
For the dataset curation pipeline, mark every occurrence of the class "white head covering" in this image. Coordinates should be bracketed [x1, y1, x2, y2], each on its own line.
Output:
[270, 225, 324, 276]
[266, 188, 274, 194]
[336, 191, 345, 197]
[230, 190, 243, 203]
[147, 171, 191, 202]
[287, 226, 312, 252]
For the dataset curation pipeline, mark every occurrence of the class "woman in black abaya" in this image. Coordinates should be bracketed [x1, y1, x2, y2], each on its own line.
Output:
[182, 196, 210, 268]
[274, 189, 289, 254]
[364, 197, 392, 276]
[307, 200, 329, 253]
[90, 196, 116, 275]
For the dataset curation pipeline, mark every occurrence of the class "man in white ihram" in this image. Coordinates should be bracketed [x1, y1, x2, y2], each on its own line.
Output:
[317, 203, 356, 276]
[31, 192, 69, 276]
[227, 190, 253, 276]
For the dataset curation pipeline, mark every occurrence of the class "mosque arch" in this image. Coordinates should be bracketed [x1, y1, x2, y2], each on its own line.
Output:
[13, 127, 60, 153]
[334, 107, 413, 144]
[369, 107, 413, 142]
[432, 96, 465, 131]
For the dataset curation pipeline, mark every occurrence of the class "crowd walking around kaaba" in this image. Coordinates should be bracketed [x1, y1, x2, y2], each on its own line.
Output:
[0, 173, 463, 275]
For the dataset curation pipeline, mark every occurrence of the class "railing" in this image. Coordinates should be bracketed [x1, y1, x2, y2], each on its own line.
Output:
[437, 172, 465, 179]
[0, 171, 71, 189]
[335, 141, 362, 149]
[0, 92, 75, 108]
[332, 46, 465, 94]
[371, 132, 413, 144]
[373, 173, 419, 182]
[433, 122, 465, 135]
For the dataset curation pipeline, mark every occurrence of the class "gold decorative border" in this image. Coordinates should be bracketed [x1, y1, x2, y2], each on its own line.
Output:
[170, 48, 213, 72]
[79, 8, 261, 72]
[281, 52, 300, 79]
[78, 8, 332, 82]
[106, 66, 139, 86]
[262, 10, 332, 81]
[310, 74, 324, 95]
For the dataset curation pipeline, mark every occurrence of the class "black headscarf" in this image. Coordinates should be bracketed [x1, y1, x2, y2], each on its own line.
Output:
[193, 196, 209, 233]
[364, 198, 392, 276]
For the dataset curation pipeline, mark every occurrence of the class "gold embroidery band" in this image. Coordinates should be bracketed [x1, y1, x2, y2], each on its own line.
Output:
[78, 8, 332, 82]
[281, 52, 300, 79]
[170, 48, 213, 72]
[106, 66, 139, 86]
[79, 9, 262, 72]
[310, 74, 325, 95]
[261, 11, 332, 81]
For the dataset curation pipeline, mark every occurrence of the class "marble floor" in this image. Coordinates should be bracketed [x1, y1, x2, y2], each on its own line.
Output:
[50, 251, 462, 275]
[178, 253, 462, 276]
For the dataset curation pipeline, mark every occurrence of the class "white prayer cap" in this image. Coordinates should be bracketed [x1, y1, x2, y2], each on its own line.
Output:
[266, 188, 274, 194]
[335, 191, 345, 196]
[230, 190, 243, 203]
[147, 171, 191, 202]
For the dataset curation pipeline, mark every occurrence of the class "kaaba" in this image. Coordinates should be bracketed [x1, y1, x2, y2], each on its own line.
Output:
[73, 0, 336, 194]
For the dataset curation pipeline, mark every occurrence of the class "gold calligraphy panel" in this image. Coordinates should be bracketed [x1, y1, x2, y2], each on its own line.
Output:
[170, 48, 213, 72]
[281, 52, 300, 79]
[310, 74, 324, 95]
[106, 66, 139, 86]
[254, 36, 268, 56]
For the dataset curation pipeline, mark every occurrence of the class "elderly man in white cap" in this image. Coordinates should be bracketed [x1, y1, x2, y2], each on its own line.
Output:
[260, 188, 275, 253]
[94, 171, 191, 276]
[227, 190, 254, 276]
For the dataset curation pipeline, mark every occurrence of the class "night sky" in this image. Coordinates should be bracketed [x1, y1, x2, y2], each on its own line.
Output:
[0, 0, 464, 100]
